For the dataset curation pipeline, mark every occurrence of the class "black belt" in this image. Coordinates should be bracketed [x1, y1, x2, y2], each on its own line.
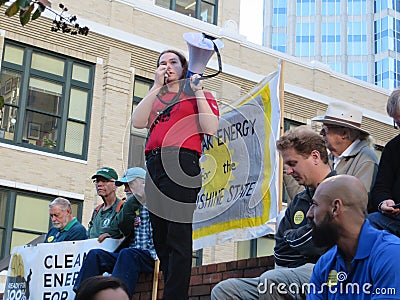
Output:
[145, 147, 200, 160]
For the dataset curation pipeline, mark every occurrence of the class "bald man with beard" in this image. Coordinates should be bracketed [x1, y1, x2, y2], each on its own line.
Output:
[306, 175, 400, 299]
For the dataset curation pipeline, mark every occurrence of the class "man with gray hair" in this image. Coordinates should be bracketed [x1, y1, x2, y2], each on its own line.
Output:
[284, 102, 378, 202]
[368, 89, 400, 236]
[45, 197, 87, 243]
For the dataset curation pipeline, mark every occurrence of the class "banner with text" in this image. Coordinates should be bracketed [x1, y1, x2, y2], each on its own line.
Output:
[193, 67, 281, 250]
[4, 238, 120, 300]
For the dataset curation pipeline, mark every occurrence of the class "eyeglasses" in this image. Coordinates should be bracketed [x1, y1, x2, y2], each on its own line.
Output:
[93, 178, 115, 184]
[320, 124, 342, 135]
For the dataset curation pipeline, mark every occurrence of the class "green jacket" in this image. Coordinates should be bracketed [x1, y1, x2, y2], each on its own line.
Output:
[116, 195, 141, 237]
[114, 195, 141, 251]
[88, 198, 123, 239]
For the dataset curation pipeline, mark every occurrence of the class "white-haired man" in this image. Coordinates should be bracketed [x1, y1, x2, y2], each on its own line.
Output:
[45, 197, 87, 243]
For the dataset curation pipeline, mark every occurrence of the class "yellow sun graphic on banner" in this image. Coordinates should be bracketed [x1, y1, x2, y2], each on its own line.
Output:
[9, 253, 25, 277]
[201, 136, 237, 195]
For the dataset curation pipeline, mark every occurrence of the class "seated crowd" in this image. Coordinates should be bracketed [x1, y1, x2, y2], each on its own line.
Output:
[39, 92, 400, 299]
[43, 166, 157, 299]
[212, 93, 400, 299]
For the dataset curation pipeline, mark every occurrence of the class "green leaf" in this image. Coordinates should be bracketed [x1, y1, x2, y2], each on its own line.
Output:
[0, 96, 4, 110]
[31, 8, 41, 20]
[5, 1, 20, 17]
[19, 4, 33, 26]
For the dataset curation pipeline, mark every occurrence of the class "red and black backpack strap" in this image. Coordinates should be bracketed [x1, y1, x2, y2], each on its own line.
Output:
[88, 203, 104, 228]
[88, 199, 125, 228]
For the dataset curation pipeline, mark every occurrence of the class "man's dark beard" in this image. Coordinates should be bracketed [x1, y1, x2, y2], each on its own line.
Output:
[312, 213, 339, 248]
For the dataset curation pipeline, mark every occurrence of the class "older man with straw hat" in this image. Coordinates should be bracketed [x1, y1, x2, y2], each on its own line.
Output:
[284, 102, 378, 203]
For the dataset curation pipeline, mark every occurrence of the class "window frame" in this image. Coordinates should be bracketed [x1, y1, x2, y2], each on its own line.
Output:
[0, 41, 94, 160]
[0, 187, 84, 260]
[129, 76, 153, 168]
[156, 0, 218, 25]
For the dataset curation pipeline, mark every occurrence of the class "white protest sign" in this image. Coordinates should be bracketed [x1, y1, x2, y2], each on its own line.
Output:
[4, 238, 120, 300]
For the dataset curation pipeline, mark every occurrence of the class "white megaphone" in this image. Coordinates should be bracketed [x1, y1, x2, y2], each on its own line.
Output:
[183, 32, 224, 94]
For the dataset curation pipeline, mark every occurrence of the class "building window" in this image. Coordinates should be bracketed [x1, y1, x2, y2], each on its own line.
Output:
[322, 0, 340, 16]
[348, 61, 368, 82]
[296, 23, 315, 57]
[327, 61, 341, 73]
[272, 33, 287, 53]
[322, 22, 341, 56]
[155, 0, 218, 25]
[128, 77, 152, 169]
[374, 17, 400, 54]
[0, 42, 94, 159]
[0, 188, 83, 260]
[375, 57, 400, 89]
[374, 17, 390, 53]
[296, 0, 315, 16]
[348, 0, 366, 15]
[347, 22, 367, 55]
[375, 0, 400, 13]
[237, 235, 275, 260]
[273, 5, 287, 27]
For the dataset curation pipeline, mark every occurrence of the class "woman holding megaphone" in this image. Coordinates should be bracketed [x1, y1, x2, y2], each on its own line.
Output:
[131, 49, 219, 300]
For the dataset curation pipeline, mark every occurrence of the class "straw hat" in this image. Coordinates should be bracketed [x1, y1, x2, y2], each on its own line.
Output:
[312, 102, 369, 134]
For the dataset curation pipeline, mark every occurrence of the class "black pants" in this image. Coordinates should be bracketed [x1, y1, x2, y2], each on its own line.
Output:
[145, 147, 201, 300]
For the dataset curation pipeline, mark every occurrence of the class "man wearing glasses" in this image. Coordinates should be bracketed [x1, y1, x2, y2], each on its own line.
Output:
[314, 102, 379, 198]
[88, 167, 123, 241]
[74, 167, 157, 298]
[368, 89, 400, 237]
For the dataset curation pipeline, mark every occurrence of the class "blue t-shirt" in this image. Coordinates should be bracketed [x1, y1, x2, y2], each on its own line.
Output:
[307, 220, 400, 299]
[45, 218, 87, 243]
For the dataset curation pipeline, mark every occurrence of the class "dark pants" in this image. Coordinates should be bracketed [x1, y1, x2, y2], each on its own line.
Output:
[145, 147, 201, 300]
[368, 212, 400, 237]
[73, 248, 154, 297]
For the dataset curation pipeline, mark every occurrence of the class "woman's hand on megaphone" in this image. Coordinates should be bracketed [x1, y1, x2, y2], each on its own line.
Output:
[190, 74, 204, 92]
[155, 65, 168, 87]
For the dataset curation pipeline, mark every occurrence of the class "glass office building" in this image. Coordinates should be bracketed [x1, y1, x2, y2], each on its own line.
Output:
[263, 0, 400, 89]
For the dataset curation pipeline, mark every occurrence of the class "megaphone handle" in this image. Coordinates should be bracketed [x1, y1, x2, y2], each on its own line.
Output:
[194, 77, 201, 85]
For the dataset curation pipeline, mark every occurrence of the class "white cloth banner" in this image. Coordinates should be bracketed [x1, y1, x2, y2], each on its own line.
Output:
[193, 67, 281, 250]
[4, 238, 120, 300]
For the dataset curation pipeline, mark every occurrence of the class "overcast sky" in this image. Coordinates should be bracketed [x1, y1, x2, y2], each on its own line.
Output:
[239, 0, 263, 45]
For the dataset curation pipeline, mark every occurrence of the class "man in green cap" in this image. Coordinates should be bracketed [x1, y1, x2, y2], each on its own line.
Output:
[88, 167, 124, 241]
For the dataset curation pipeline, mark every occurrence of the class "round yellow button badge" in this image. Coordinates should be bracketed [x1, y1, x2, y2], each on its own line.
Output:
[293, 211, 304, 225]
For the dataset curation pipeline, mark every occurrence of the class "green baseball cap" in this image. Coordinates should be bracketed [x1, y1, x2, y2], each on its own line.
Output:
[91, 167, 118, 180]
